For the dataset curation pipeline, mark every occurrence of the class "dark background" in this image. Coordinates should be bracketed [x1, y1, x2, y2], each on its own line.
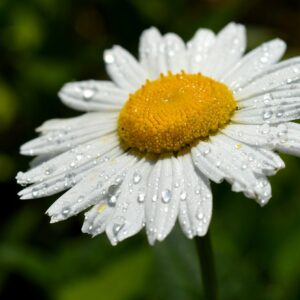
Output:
[1, 0, 300, 299]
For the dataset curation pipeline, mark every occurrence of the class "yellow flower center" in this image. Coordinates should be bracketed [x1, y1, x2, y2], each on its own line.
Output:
[118, 72, 237, 154]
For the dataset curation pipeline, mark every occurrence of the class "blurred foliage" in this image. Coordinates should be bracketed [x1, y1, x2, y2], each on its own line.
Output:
[0, 0, 300, 299]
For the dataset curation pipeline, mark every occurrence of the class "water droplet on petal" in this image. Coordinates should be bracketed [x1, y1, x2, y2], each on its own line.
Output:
[45, 167, 54, 176]
[104, 52, 114, 64]
[260, 56, 268, 63]
[161, 189, 172, 203]
[77, 195, 84, 203]
[196, 210, 204, 220]
[276, 110, 284, 118]
[180, 191, 187, 201]
[32, 188, 39, 198]
[133, 172, 142, 184]
[62, 207, 70, 217]
[137, 193, 145, 203]
[293, 67, 300, 74]
[195, 188, 200, 195]
[113, 221, 125, 237]
[248, 154, 254, 162]
[260, 123, 270, 135]
[201, 145, 211, 156]
[83, 89, 95, 101]
[108, 195, 117, 207]
[263, 110, 273, 120]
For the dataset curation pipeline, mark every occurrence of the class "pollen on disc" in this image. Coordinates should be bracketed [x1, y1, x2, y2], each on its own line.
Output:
[118, 71, 237, 154]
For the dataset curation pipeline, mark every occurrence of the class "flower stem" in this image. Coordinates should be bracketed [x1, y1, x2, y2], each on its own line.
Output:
[195, 230, 218, 300]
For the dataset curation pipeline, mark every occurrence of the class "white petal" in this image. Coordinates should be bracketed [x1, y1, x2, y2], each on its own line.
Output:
[19, 135, 119, 184]
[29, 154, 56, 168]
[237, 87, 300, 108]
[274, 122, 300, 156]
[192, 135, 280, 204]
[139, 27, 163, 79]
[210, 135, 279, 204]
[186, 29, 216, 73]
[105, 158, 152, 244]
[222, 39, 286, 89]
[104, 46, 147, 92]
[193, 139, 256, 187]
[145, 156, 181, 244]
[46, 152, 138, 223]
[21, 118, 117, 156]
[157, 33, 187, 74]
[178, 153, 212, 238]
[233, 101, 300, 124]
[17, 138, 121, 198]
[82, 201, 114, 236]
[200, 23, 246, 79]
[221, 123, 275, 146]
[235, 58, 300, 100]
[58, 80, 127, 112]
[191, 142, 225, 183]
[36, 112, 117, 133]
[214, 134, 284, 175]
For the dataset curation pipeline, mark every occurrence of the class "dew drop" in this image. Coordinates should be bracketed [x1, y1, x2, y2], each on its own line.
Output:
[263, 93, 272, 104]
[263, 110, 273, 120]
[161, 189, 172, 203]
[45, 167, 54, 176]
[108, 195, 117, 207]
[32, 188, 39, 198]
[180, 191, 187, 201]
[83, 89, 95, 101]
[77, 195, 84, 203]
[293, 67, 300, 74]
[260, 56, 268, 63]
[242, 163, 248, 170]
[248, 154, 254, 162]
[195, 188, 200, 195]
[62, 207, 70, 217]
[168, 50, 175, 57]
[260, 123, 270, 135]
[104, 52, 114, 64]
[76, 154, 83, 161]
[115, 176, 122, 184]
[137, 193, 145, 203]
[108, 184, 118, 195]
[276, 110, 284, 118]
[201, 145, 211, 156]
[133, 172, 142, 184]
[196, 210, 204, 220]
[113, 222, 124, 237]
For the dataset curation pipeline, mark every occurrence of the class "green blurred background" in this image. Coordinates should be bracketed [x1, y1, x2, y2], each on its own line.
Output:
[1, 0, 300, 299]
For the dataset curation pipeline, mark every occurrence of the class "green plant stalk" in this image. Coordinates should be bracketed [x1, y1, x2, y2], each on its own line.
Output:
[195, 230, 218, 300]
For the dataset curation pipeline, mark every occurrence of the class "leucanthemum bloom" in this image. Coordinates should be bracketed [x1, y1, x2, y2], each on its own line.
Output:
[17, 23, 300, 245]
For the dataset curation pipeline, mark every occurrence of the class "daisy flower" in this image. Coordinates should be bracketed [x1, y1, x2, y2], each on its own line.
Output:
[17, 23, 300, 245]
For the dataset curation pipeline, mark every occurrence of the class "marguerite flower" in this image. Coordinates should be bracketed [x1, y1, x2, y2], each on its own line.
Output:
[17, 23, 300, 245]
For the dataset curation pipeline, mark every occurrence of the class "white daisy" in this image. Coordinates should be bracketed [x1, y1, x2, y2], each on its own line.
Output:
[17, 23, 300, 245]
